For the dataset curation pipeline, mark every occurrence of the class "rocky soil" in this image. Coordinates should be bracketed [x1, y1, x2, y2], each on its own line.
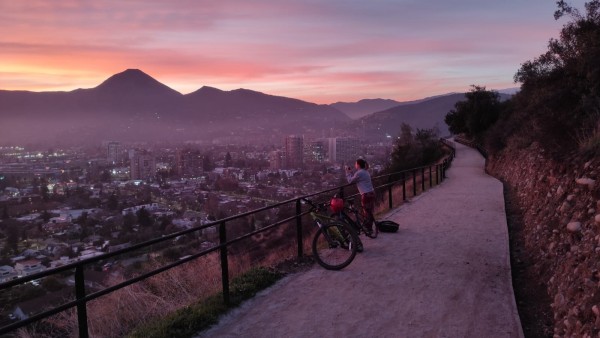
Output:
[488, 143, 600, 337]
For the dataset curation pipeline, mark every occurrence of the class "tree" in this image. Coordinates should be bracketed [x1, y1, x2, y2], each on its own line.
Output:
[5, 223, 19, 254]
[387, 125, 443, 172]
[2, 205, 8, 220]
[203, 153, 213, 171]
[100, 170, 111, 182]
[41, 210, 51, 222]
[107, 193, 119, 211]
[40, 178, 49, 201]
[136, 207, 153, 228]
[225, 152, 232, 167]
[511, 1, 600, 152]
[398, 123, 414, 146]
[42, 276, 65, 292]
[123, 212, 136, 232]
[445, 85, 503, 141]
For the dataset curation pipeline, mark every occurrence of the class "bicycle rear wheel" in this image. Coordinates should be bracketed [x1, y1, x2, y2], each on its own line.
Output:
[312, 221, 358, 270]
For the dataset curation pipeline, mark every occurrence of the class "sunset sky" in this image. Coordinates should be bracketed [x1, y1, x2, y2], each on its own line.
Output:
[0, 0, 588, 104]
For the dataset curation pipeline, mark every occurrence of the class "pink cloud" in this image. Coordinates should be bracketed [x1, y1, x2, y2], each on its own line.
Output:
[0, 0, 577, 103]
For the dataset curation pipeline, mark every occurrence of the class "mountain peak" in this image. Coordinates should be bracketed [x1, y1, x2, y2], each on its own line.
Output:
[95, 69, 181, 96]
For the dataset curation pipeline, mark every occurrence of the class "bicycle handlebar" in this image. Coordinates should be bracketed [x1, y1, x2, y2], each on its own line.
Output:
[300, 197, 328, 212]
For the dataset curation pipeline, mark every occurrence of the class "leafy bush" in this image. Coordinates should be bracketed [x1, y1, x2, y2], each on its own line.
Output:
[386, 123, 445, 173]
[444, 85, 505, 143]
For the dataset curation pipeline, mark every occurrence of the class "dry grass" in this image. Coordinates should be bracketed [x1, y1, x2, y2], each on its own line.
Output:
[577, 121, 600, 156]
[16, 219, 314, 338]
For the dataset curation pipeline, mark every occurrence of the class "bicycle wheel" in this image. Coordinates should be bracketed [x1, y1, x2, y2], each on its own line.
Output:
[312, 221, 359, 270]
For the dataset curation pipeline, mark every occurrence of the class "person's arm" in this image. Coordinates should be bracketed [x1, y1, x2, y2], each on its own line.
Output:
[346, 167, 358, 183]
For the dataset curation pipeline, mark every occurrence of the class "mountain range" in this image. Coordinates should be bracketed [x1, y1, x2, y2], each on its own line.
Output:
[0, 69, 512, 146]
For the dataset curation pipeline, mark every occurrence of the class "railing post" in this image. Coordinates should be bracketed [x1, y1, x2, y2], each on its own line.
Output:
[421, 167, 425, 192]
[75, 266, 89, 338]
[219, 221, 230, 306]
[412, 170, 417, 196]
[429, 166, 432, 188]
[387, 175, 393, 209]
[443, 160, 447, 179]
[402, 172, 406, 201]
[296, 199, 303, 258]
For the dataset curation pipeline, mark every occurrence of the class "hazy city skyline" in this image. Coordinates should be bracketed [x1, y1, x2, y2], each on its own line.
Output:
[0, 0, 588, 103]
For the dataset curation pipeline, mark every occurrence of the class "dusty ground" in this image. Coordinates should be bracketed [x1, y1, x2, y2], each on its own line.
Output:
[195, 142, 523, 338]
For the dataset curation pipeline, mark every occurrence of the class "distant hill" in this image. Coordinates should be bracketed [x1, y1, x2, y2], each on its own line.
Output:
[330, 93, 461, 119]
[348, 94, 463, 141]
[349, 92, 512, 141]
[330, 99, 402, 119]
[0, 69, 513, 146]
[0, 69, 348, 145]
[496, 87, 520, 95]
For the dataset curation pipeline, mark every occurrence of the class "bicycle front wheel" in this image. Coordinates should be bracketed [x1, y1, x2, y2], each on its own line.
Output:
[312, 221, 358, 270]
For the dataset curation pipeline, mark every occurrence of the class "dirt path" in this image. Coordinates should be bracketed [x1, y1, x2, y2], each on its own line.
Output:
[195, 142, 523, 338]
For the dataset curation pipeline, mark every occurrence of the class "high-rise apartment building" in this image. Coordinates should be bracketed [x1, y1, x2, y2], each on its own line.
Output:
[107, 141, 122, 164]
[284, 135, 304, 169]
[327, 137, 360, 165]
[130, 150, 156, 180]
[305, 139, 327, 164]
[269, 150, 285, 170]
[175, 149, 203, 177]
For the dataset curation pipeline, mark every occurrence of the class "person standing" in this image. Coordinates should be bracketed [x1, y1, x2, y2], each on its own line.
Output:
[346, 158, 376, 234]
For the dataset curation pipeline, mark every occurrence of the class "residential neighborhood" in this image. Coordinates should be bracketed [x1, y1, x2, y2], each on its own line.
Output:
[0, 137, 389, 323]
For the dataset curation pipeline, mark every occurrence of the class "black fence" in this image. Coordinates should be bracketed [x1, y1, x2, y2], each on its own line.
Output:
[0, 142, 455, 337]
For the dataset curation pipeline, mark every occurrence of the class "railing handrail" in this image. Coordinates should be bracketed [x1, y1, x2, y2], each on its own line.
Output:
[0, 140, 456, 337]
[454, 136, 487, 158]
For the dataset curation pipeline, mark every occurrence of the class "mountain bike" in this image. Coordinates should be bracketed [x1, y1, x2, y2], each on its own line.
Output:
[302, 198, 360, 270]
[333, 197, 378, 239]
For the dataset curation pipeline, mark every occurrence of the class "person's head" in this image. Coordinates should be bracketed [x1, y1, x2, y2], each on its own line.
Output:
[356, 158, 367, 169]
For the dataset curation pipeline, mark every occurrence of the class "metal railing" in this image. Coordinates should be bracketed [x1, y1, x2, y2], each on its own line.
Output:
[454, 136, 487, 159]
[0, 142, 455, 337]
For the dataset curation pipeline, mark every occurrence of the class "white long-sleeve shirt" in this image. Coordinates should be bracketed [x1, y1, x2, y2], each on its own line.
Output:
[346, 169, 374, 194]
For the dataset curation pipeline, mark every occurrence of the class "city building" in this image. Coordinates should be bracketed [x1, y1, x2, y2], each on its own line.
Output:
[284, 135, 303, 169]
[175, 149, 204, 177]
[327, 137, 360, 165]
[130, 150, 156, 180]
[0, 265, 18, 283]
[269, 150, 285, 170]
[14, 259, 44, 277]
[305, 139, 327, 164]
[107, 141, 122, 164]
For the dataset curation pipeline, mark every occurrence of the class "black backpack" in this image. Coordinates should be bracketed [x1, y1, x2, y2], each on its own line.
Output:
[376, 220, 399, 233]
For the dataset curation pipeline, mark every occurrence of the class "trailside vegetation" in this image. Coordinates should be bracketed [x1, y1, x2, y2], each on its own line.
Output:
[444, 85, 506, 144]
[386, 123, 446, 173]
[446, 1, 600, 157]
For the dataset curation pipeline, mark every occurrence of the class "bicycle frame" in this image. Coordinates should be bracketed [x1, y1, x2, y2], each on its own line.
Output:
[336, 202, 364, 232]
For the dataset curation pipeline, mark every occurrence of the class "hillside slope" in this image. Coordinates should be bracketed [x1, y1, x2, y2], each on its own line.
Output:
[488, 144, 600, 337]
